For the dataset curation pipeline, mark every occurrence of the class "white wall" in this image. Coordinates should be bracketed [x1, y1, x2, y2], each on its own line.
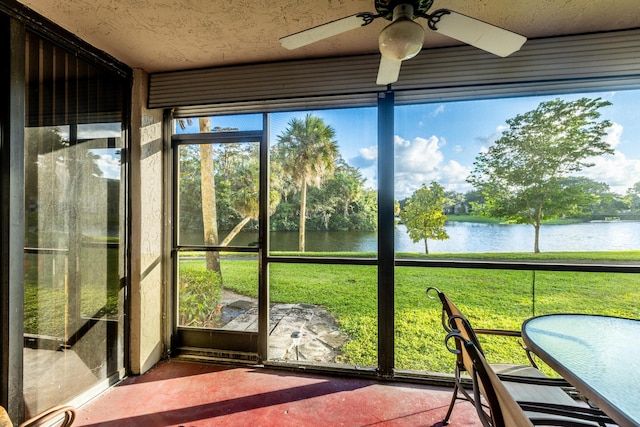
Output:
[129, 69, 165, 374]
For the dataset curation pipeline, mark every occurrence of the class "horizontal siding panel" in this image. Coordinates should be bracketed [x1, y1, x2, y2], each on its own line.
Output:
[149, 29, 640, 113]
[395, 76, 640, 105]
[150, 56, 382, 108]
[174, 94, 379, 116]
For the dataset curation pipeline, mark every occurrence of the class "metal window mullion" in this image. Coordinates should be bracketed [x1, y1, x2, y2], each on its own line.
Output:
[1, 16, 26, 422]
[377, 90, 395, 377]
[257, 112, 270, 362]
[169, 109, 180, 352]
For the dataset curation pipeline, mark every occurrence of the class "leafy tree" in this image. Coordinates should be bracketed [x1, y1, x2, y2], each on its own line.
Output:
[464, 190, 485, 215]
[564, 177, 628, 215]
[399, 182, 449, 254]
[329, 158, 364, 218]
[179, 141, 280, 247]
[443, 190, 466, 215]
[468, 97, 613, 252]
[178, 144, 205, 235]
[178, 119, 265, 274]
[306, 158, 377, 231]
[351, 189, 378, 231]
[274, 114, 339, 251]
[218, 145, 260, 244]
[626, 181, 640, 212]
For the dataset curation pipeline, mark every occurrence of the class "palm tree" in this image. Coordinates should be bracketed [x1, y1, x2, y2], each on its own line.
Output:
[275, 114, 338, 252]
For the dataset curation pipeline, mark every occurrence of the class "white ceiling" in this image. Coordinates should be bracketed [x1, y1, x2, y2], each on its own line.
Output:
[16, 0, 640, 73]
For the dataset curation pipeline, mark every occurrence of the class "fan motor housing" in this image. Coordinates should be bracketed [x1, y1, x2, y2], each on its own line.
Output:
[375, 0, 434, 20]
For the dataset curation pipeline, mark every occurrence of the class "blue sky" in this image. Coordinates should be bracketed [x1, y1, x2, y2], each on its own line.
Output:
[391, 90, 640, 198]
[177, 88, 640, 200]
[264, 89, 640, 199]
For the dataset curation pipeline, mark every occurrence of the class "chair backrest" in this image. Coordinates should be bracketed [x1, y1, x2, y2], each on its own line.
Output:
[427, 287, 485, 363]
[446, 332, 534, 427]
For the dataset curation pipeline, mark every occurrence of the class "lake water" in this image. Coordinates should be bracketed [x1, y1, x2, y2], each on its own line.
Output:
[223, 221, 640, 253]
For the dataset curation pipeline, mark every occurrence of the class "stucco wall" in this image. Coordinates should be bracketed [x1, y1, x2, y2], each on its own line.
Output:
[129, 69, 165, 374]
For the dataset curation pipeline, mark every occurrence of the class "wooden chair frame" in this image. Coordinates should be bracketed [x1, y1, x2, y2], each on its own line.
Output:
[7, 406, 77, 427]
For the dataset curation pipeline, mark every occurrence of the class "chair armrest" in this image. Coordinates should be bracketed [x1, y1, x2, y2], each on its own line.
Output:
[473, 328, 521, 337]
[473, 328, 541, 369]
[518, 401, 615, 425]
[497, 374, 572, 388]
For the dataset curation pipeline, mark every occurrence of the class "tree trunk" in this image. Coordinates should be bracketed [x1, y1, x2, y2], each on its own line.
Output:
[424, 238, 429, 254]
[533, 205, 543, 253]
[219, 216, 252, 246]
[533, 223, 540, 253]
[199, 118, 221, 272]
[299, 177, 307, 252]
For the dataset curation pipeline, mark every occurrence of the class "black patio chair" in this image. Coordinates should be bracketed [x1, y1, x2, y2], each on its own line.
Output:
[445, 330, 615, 426]
[426, 286, 590, 425]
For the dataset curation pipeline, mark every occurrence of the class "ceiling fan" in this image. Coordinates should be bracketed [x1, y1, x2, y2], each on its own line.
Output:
[279, 0, 527, 85]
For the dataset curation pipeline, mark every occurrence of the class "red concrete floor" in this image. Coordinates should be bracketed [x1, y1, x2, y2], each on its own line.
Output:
[74, 360, 483, 427]
[74, 360, 481, 427]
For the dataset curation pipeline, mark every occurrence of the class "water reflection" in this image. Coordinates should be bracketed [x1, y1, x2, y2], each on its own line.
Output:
[406, 221, 640, 253]
[221, 221, 640, 253]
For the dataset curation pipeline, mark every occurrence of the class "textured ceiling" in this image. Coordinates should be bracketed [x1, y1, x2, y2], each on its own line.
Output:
[16, 0, 640, 73]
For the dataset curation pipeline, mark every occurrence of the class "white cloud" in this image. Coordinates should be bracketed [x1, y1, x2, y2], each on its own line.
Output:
[57, 123, 122, 141]
[582, 151, 640, 194]
[430, 104, 446, 117]
[78, 123, 122, 139]
[95, 154, 121, 179]
[441, 160, 473, 191]
[89, 149, 121, 180]
[604, 122, 623, 148]
[575, 122, 639, 194]
[395, 135, 443, 174]
[347, 145, 378, 190]
[359, 145, 377, 161]
[394, 135, 472, 199]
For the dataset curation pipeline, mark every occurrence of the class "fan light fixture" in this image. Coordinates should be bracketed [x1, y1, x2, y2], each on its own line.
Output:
[378, 4, 425, 61]
[279, 0, 527, 85]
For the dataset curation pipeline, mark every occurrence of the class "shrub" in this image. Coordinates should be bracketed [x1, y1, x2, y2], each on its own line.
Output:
[179, 263, 223, 327]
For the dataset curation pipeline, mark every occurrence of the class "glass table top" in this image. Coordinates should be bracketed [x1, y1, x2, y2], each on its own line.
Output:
[522, 314, 640, 427]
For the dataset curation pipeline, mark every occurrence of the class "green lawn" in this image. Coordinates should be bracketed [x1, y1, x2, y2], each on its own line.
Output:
[26, 247, 639, 377]
[215, 252, 639, 374]
[24, 247, 121, 336]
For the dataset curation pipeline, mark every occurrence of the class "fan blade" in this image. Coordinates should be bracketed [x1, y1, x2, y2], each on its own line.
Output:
[280, 13, 374, 50]
[376, 56, 402, 85]
[429, 9, 526, 57]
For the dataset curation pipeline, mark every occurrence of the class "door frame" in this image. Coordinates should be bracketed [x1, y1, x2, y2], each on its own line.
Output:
[171, 122, 270, 361]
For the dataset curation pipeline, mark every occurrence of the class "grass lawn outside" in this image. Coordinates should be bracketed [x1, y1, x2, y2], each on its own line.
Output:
[26, 246, 639, 377]
[215, 250, 640, 375]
